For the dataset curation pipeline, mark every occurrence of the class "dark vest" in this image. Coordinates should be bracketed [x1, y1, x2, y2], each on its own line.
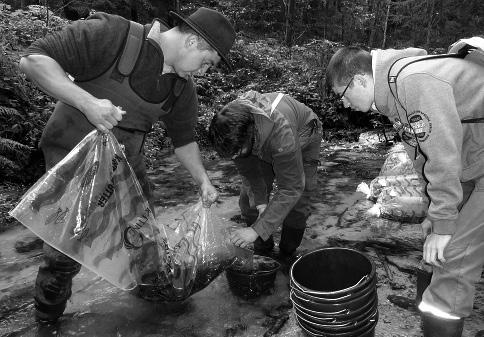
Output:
[39, 21, 183, 169]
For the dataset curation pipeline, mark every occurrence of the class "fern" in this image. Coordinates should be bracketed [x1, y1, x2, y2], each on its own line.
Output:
[0, 154, 21, 172]
[0, 137, 30, 161]
[0, 106, 23, 120]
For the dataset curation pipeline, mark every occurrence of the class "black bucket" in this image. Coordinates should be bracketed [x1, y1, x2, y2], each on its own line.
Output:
[290, 247, 376, 297]
[289, 247, 378, 336]
[225, 254, 280, 299]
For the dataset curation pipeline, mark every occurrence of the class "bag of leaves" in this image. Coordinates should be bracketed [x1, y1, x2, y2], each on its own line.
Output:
[9, 130, 240, 300]
[367, 173, 424, 201]
[378, 143, 415, 176]
[357, 143, 429, 223]
[376, 184, 429, 223]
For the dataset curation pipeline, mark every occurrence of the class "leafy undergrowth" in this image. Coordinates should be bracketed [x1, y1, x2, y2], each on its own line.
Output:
[0, 4, 384, 229]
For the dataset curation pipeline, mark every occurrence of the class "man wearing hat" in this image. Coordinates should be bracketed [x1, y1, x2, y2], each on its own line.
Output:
[19, 7, 235, 323]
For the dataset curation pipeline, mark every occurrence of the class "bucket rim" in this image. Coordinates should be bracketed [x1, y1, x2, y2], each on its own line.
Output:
[226, 257, 280, 276]
[290, 276, 377, 302]
[290, 247, 376, 296]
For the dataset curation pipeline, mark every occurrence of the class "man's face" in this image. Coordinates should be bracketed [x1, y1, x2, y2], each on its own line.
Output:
[173, 36, 221, 79]
[332, 74, 374, 112]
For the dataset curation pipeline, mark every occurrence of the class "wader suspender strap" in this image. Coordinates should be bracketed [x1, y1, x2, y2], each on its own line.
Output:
[111, 21, 144, 82]
[112, 20, 147, 149]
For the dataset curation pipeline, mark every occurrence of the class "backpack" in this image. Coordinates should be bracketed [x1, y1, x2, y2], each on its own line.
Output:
[387, 37, 484, 124]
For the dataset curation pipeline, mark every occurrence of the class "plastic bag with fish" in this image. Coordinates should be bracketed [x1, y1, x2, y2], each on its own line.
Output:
[138, 201, 244, 302]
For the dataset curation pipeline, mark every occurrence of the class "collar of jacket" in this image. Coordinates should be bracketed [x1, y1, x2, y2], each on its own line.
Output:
[235, 91, 283, 155]
[373, 48, 427, 120]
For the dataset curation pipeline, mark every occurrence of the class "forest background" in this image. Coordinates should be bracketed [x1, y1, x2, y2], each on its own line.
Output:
[0, 0, 482, 187]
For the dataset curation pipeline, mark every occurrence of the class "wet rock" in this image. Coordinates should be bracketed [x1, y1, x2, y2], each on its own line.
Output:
[263, 312, 289, 337]
[386, 255, 421, 275]
[224, 323, 247, 337]
[387, 294, 416, 311]
[370, 218, 402, 237]
[14, 233, 43, 253]
[337, 198, 374, 228]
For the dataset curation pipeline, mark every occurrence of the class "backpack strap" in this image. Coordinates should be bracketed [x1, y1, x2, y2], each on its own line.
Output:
[270, 93, 285, 114]
[387, 53, 484, 124]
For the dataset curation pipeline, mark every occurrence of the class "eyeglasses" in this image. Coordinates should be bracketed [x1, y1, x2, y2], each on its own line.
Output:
[335, 76, 354, 101]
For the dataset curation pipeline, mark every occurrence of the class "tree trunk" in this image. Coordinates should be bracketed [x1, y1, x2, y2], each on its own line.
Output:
[368, 0, 381, 48]
[381, 0, 390, 48]
[425, 0, 435, 49]
[284, 0, 295, 46]
[130, 0, 138, 21]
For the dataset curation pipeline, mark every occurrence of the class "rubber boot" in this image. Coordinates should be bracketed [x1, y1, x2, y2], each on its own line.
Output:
[278, 227, 305, 274]
[415, 266, 432, 306]
[421, 312, 464, 337]
[34, 244, 81, 323]
[253, 236, 274, 256]
[279, 227, 305, 257]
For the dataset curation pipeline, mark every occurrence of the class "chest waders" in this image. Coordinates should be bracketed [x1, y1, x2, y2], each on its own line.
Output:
[35, 20, 184, 323]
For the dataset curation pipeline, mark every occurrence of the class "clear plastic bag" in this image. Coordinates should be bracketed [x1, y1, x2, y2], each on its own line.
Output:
[378, 144, 416, 177]
[377, 185, 429, 223]
[9, 130, 238, 300]
[140, 201, 239, 301]
[358, 144, 429, 223]
[368, 173, 423, 201]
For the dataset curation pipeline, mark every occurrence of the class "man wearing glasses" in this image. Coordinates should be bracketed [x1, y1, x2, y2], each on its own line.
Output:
[208, 90, 322, 264]
[325, 46, 484, 337]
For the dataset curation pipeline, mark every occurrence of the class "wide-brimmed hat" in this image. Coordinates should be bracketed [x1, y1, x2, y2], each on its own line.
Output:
[170, 7, 235, 68]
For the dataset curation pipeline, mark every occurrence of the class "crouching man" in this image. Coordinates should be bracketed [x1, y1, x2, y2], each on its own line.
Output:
[208, 91, 322, 263]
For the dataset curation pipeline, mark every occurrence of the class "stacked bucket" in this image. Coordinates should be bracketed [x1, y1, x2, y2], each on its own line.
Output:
[289, 247, 378, 337]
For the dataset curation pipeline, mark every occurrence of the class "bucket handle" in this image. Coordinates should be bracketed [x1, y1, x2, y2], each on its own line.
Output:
[290, 291, 350, 315]
[354, 274, 369, 287]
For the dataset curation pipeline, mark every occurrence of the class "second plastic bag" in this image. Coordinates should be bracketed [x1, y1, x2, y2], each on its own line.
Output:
[139, 202, 239, 301]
